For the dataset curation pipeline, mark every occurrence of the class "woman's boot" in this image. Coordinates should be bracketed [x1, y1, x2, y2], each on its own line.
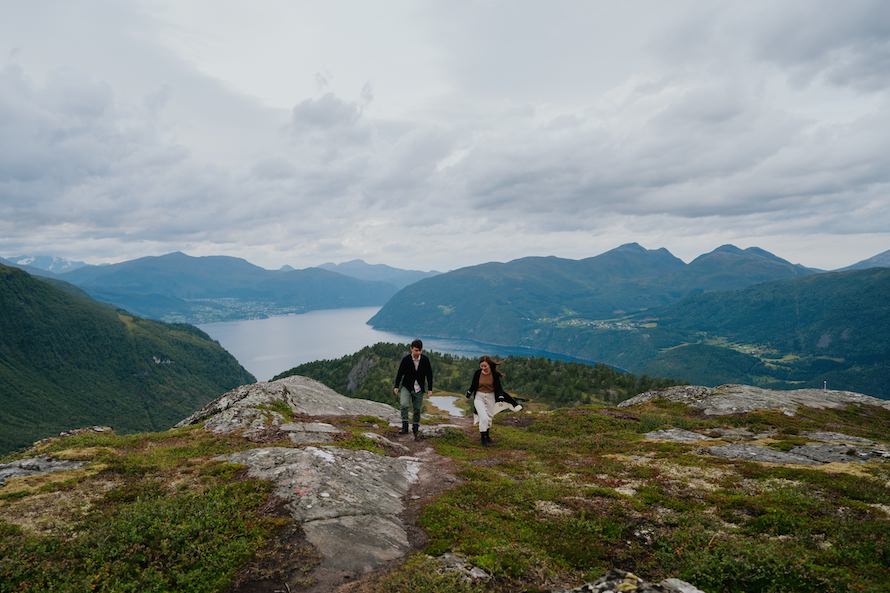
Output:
[484, 430, 493, 445]
[480, 431, 488, 445]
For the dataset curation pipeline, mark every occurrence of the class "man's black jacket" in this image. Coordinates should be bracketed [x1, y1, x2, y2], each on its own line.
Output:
[393, 354, 433, 392]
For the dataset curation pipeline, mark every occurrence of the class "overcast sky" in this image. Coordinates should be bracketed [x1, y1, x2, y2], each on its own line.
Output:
[2, 1, 889, 271]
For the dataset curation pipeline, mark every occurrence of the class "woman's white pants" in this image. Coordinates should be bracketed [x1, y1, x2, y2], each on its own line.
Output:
[473, 391, 496, 432]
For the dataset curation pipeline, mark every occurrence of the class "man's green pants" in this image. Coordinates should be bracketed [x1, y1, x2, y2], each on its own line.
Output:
[399, 386, 424, 425]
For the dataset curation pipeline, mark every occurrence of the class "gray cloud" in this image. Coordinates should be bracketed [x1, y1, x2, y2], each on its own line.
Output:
[1, 1, 888, 271]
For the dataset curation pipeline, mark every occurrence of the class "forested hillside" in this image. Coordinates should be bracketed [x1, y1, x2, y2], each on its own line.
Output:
[641, 268, 890, 396]
[273, 342, 678, 407]
[369, 243, 815, 341]
[0, 265, 255, 452]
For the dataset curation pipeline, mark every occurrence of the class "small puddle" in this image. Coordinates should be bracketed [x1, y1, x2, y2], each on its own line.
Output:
[429, 395, 464, 417]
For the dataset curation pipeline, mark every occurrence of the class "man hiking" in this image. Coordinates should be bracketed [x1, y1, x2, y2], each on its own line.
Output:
[392, 339, 433, 440]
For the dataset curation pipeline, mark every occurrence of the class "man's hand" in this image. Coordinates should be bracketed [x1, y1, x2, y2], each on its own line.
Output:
[392, 387, 399, 397]
[427, 390, 433, 397]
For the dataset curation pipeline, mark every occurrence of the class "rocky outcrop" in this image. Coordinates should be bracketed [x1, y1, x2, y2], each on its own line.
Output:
[644, 422, 890, 465]
[174, 374, 443, 591]
[175, 375, 400, 436]
[0, 456, 85, 486]
[554, 568, 705, 593]
[620, 384, 890, 416]
[644, 429, 717, 442]
[223, 446, 420, 582]
[704, 444, 822, 465]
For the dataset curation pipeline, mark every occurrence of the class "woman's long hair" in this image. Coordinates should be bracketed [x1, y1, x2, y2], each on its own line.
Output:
[480, 355, 504, 378]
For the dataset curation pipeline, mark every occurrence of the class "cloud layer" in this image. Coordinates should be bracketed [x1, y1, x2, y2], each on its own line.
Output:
[1, 1, 888, 270]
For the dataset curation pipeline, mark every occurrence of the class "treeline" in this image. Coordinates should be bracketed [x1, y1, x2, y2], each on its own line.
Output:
[273, 342, 679, 407]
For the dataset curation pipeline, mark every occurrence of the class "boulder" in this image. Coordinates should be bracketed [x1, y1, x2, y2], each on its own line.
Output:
[0, 456, 85, 487]
[176, 375, 400, 435]
[620, 384, 890, 416]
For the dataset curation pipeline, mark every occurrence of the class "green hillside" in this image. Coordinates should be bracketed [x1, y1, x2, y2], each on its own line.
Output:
[369, 243, 817, 342]
[369, 244, 887, 399]
[0, 265, 255, 453]
[273, 342, 679, 406]
[642, 268, 890, 396]
[518, 269, 890, 397]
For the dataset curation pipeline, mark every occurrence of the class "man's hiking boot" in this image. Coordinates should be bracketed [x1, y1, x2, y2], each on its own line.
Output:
[412, 424, 422, 440]
[400, 422, 409, 434]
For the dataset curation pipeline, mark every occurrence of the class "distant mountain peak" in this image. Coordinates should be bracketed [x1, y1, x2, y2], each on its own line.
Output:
[743, 246, 791, 264]
[7, 254, 87, 274]
[711, 244, 744, 254]
[614, 242, 647, 252]
[317, 259, 439, 289]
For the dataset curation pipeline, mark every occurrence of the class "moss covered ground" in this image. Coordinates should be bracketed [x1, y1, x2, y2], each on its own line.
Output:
[1, 399, 889, 593]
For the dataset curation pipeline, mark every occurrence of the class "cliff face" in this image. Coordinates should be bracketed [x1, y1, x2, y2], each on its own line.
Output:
[2, 379, 889, 593]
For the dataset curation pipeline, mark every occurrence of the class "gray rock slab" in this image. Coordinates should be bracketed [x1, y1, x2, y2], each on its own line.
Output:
[803, 431, 879, 447]
[661, 577, 707, 593]
[788, 443, 886, 463]
[620, 384, 890, 416]
[418, 423, 463, 437]
[704, 427, 757, 440]
[361, 432, 411, 454]
[435, 552, 491, 581]
[287, 432, 337, 445]
[704, 444, 821, 465]
[223, 446, 420, 521]
[281, 422, 340, 445]
[0, 456, 85, 486]
[280, 421, 339, 433]
[222, 445, 421, 579]
[644, 428, 716, 442]
[302, 514, 409, 573]
[176, 375, 400, 435]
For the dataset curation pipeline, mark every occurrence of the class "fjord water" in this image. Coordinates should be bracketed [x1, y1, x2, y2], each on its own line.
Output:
[199, 306, 597, 381]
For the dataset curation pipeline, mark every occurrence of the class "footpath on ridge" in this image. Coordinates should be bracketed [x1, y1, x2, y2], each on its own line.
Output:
[176, 375, 468, 593]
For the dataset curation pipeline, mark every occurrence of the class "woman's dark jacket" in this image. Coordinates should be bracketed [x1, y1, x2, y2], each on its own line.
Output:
[393, 354, 433, 392]
[465, 369, 520, 406]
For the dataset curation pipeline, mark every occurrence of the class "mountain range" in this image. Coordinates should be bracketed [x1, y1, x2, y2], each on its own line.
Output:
[318, 259, 439, 289]
[370, 243, 890, 398]
[4, 243, 888, 399]
[1, 252, 442, 324]
[369, 243, 818, 340]
[3, 255, 87, 274]
[0, 263, 255, 453]
[41, 252, 399, 323]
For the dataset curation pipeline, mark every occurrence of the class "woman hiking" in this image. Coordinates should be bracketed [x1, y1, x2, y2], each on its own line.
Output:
[465, 356, 523, 445]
